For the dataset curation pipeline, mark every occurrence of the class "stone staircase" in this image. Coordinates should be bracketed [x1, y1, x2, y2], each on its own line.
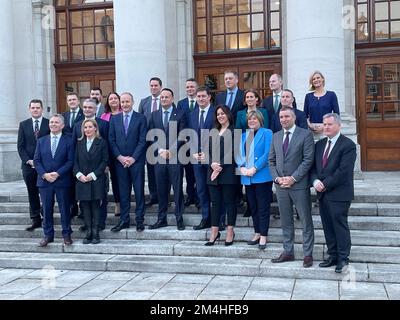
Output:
[0, 188, 400, 284]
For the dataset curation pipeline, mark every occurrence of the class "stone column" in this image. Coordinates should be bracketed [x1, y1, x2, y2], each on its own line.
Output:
[0, 0, 20, 181]
[114, 0, 168, 108]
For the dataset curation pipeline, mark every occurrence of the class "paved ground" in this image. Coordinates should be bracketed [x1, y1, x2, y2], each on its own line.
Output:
[0, 268, 398, 300]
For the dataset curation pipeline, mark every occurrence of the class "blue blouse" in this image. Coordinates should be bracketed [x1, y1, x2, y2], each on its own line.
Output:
[303, 91, 340, 123]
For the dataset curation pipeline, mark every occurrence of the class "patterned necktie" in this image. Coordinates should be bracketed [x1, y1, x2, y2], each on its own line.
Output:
[227, 91, 234, 109]
[124, 114, 129, 136]
[282, 131, 290, 156]
[163, 111, 169, 130]
[152, 98, 158, 112]
[322, 140, 332, 168]
[70, 110, 76, 127]
[51, 136, 58, 158]
[189, 100, 195, 112]
[274, 95, 280, 112]
[34, 120, 39, 139]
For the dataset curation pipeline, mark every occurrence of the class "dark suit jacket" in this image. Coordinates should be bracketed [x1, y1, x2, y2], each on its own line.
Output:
[149, 106, 187, 162]
[207, 127, 239, 186]
[215, 89, 245, 120]
[33, 134, 75, 188]
[268, 126, 315, 190]
[310, 135, 357, 201]
[177, 97, 199, 124]
[17, 118, 50, 170]
[73, 137, 109, 201]
[108, 111, 147, 164]
[271, 108, 308, 133]
[62, 108, 84, 134]
[71, 118, 109, 144]
[188, 105, 216, 154]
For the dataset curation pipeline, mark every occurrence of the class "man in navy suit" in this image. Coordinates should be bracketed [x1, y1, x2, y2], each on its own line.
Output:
[177, 78, 199, 208]
[271, 89, 308, 132]
[62, 92, 84, 135]
[215, 71, 245, 121]
[109, 92, 147, 232]
[148, 88, 187, 231]
[72, 99, 110, 231]
[189, 86, 216, 230]
[17, 99, 50, 231]
[262, 74, 283, 128]
[138, 77, 163, 207]
[311, 113, 356, 273]
[34, 114, 75, 247]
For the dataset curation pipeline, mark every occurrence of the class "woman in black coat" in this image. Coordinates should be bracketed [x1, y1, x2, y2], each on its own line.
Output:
[73, 119, 109, 244]
[204, 105, 239, 246]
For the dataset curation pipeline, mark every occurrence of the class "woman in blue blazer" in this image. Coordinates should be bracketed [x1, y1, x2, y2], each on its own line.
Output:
[236, 89, 269, 132]
[236, 110, 273, 250]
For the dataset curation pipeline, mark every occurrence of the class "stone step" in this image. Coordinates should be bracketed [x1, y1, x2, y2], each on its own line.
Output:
[1, 212, 400, 231]
[0, 237, 399, 265]
[0, 202, 398, 217]
[0, 251, 398, 283]
[1, 225, 400, 247]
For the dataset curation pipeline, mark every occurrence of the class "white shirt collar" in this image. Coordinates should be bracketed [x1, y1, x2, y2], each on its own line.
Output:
[51, 132, 62, 139]
[327, 132, 341, 144]
[32, 117, 43, 123]
[284, 125, 296, 135]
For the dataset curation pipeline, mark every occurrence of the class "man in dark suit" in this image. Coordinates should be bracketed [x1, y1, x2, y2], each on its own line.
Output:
[148, 88, 186, 231]
[262, 74, 283, 129]
[62, 92, 84, 135]
[138, 77, 163, 207]
[109, 92, 147, 232]
[311, 113, 356, 273]
[17, 99, 50, 231]
[90, 87, 105, 117]
[271, 89, 308, 133]
[177, 78, 199, 208]
[269, 107, 315, 268]
[72, 99, 110, 231]
[34, 114, 74, 247]
[189, 86, 216, 230]
[215, 71, 245, 121]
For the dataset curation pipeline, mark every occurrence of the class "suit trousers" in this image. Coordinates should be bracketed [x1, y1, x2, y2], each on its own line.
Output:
[109, 158, 120, 203]
[147, 162, 158, 202]
[81, 200, 100, 232]
[245, 181, 273, 237]
[99, 173, 108, 228]
[319, 198, 351, 262]
[39, 186, 72, 238]
[116, 162, 145, 225]
[275, 186, 314, 257]
[22, 167, 42, 221]
[193, 164, 210, 220]
[209, 184, 237, 227]
[184, 163, 197, 201]
[154, 163, 184, 223]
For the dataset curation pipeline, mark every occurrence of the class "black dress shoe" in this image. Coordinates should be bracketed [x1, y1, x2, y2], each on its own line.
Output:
[145, 199, 158, 208]
[38, 237, 54, 247]
[271, 253, 295, 263]
[63, 235, 73, 246]
[335, 260, 349, 273]
[184, 198, 195, 207]
[319, 257, 337, 268]
[193, 219, 211, 230]
[177, 220, 185, 231]
[99, 225, 105, 231]
[111, 222, 130, 232]
[148, 220, 168, 230]
[26, 220, 42, 232]
[136, 223, 145, 232]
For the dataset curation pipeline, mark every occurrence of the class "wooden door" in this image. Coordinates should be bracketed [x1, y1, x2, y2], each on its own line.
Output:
[56, 64, 115, 113]
[358, 56, 400, 170]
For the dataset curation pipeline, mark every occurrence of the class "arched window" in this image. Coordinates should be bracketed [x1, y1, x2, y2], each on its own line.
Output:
[55, 0, 114, 62]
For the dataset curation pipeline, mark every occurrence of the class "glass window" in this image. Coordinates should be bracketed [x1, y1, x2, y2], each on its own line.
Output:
[194, 0, 280, 53]
[55, 0, 114, 62]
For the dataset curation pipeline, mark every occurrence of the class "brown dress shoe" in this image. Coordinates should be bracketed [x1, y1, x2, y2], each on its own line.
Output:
[271, 253, 295, 263]
[303, 256, 313, 268]
[38, 237, 54, 247]
[63, 236, 73, 246]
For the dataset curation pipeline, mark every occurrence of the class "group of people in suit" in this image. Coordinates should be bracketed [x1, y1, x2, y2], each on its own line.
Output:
[17, 70, 356, 273]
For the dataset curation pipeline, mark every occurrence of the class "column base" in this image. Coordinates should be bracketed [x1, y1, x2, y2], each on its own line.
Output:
[0, 129, 22, 182]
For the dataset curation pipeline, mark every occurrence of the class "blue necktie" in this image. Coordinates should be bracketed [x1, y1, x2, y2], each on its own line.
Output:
[227, 91, 234, 109]
[124, 114, 129, 136]
[51, 136, 58, 158]
[274, 95, 280, 112]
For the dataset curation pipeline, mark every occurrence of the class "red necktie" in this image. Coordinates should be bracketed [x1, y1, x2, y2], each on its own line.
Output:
[282, 131, 290, 155]
[322, 140, 332, 168]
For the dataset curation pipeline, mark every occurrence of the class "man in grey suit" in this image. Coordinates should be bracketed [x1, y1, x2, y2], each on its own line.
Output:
[138, 77, 163, 207]
[269, 107, 315, 268]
